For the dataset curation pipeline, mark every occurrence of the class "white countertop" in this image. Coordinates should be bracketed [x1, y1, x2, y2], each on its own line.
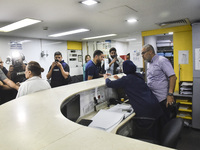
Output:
[0, 76, 174, 150]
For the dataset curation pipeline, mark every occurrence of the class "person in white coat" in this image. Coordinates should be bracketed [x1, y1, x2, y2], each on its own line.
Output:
[16, 61, 51, 98]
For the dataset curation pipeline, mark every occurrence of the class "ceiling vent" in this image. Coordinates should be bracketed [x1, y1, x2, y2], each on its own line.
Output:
[156, 18, 190, 28]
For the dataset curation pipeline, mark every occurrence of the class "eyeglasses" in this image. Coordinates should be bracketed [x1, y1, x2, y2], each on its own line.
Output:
[141, 49, 150, 55]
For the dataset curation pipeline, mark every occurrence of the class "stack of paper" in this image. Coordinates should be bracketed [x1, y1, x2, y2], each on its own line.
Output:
[181, 82, 193, 86]
[89, 110, 124, 131]
[89, 104, 134, 132]
[107, 104, 134, 118]
[180, 82, 193, 95]
[179, 105, 189, 110]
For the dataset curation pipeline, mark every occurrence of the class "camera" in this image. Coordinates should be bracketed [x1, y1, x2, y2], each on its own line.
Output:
[6, 52, 26, 83]
[55, 59, 59, 62]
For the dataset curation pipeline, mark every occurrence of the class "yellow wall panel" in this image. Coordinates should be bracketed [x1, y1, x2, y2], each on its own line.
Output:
[173, 30, 193, 92]
[142, 25, 192, 37]
[67, 41, 82, 50]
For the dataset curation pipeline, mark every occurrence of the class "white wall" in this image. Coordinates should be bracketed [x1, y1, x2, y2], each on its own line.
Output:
[111, 41, 128, 56]
[0, 36, 67, 79]
[82, 41, 129, 58]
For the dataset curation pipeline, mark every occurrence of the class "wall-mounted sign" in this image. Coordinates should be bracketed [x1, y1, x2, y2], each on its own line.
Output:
[78, 55, 82, 62]
[195, 48, 200, 70]
[10, 41, 22, 50]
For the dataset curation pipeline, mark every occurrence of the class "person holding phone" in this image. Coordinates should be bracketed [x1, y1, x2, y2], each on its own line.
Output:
[46, 51, 70, 88]
[104, 47, 123, 75]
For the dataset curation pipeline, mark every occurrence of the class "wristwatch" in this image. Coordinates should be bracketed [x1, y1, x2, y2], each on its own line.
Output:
[168, 93, 174, 96]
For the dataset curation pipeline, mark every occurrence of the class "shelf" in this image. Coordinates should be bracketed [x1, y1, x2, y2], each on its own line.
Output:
[176, 99, 192, 105]
[177, 112, 192, 120]
[174, 93, 193, 98]
[177, 101, 192, 105]
[178, 105, 192, 112]
[178, 108, 192, 112]
[177, 116, 192, 120]
[157, 49, 173, 52]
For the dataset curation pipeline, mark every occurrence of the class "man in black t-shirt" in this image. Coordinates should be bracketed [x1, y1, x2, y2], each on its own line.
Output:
[47, 51, 71, 88]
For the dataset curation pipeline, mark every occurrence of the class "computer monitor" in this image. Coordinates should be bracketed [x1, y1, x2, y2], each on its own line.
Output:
[60, 94, 80, 122]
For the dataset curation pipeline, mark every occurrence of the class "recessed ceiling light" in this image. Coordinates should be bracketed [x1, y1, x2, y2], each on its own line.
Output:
[126, 38, 136, 41]
[127, 19, 138, 23]
[81, 0, 98, 6]
[0, 18, 41, 32]
[49, 28, 90, 37]
[82, 34, 117, 40]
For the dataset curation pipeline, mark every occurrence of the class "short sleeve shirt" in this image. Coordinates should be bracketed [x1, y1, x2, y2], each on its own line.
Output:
[2, 67, 8, 76]
[0, 69, 7, 81]
[85, 60, 99, 81]
[147, 55, 175, 102]
[49, 60, 70, 88]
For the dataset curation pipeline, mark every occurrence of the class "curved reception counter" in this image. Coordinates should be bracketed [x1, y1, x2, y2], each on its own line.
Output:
[0, 76, 174, 150]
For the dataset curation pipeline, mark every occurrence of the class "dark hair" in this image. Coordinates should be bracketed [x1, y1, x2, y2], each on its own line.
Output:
[54, 51, 62, 56]
[93, 50, 103, 58]
[85, 55, 91, 63]
[27, 61, 44, 76]
[109, 47, 116, 53]
[127, 53, 130, 56]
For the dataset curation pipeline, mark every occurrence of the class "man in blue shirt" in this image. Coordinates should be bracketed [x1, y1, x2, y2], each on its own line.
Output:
[85, 50, 104, 81]
[47, 51, 70, 88]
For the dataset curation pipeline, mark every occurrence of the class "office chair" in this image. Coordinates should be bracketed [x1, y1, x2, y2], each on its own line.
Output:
[117, 117, 184, 149]
[131, 117, 158, 142]
[116, 117, 158, 142]
[160, 117, 184, 148]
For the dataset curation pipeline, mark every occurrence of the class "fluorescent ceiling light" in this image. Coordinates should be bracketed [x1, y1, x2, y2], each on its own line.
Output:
[19, 40, 31, 44]
[126, 38, 136, 41]
[49, 28, 90, 37]
[82, 34, 117, 40]
[0, 18, 41, 32]
[81, 0, 98, 6]
[168, 32, 173, 35]
[127, 19, 138, 23]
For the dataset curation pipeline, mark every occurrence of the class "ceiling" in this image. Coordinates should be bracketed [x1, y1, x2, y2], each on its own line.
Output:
[0, 0, 200, 42]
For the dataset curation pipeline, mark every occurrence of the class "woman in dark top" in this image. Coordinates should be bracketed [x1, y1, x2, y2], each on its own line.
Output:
[104, 60, 163, 139]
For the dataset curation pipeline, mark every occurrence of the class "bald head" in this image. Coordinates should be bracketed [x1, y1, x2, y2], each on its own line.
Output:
[142, 44, 155, 54]
[141, 44, 156, 62]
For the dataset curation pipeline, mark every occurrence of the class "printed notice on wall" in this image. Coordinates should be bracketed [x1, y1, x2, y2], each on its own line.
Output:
[195, 48, 200, 70]
[131, 50, 143, 68]
[178, 50, 189, 64]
